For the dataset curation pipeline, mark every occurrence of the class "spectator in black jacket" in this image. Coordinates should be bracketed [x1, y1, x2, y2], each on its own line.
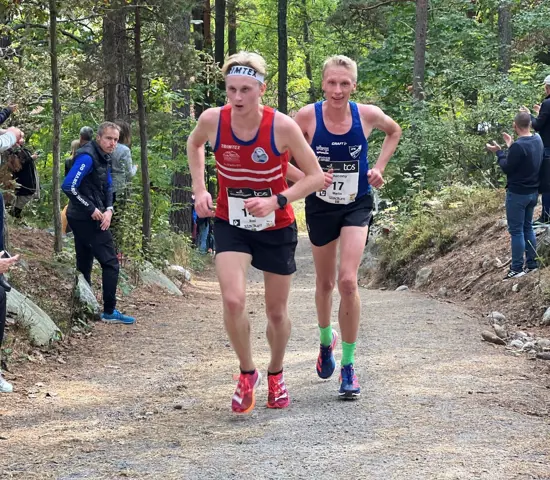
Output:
[487, 112, 544, 279]
[62, 121, 135, 325]
[6, 147, 39, 218]
[522, 75, 550, 223]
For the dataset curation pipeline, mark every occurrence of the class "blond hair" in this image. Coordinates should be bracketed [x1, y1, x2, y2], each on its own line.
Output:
[322, 55, 357, 83]
[222, 51, 267, 80]
[70, 139, 80, 156]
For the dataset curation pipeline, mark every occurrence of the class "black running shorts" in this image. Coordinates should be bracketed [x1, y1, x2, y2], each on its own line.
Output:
[213, 218, 298, 275]
[305, 192, 374, 247]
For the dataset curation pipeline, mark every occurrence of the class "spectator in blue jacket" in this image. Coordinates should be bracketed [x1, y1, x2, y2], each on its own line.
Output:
[487, 112, 544, 279]
[62, 121, 135, 325]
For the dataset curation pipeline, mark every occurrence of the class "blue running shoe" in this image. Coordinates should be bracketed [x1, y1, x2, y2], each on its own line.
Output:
[316, 331, 338, 379]
[101, 310, 135, 325]
[338, 364, 360, 399]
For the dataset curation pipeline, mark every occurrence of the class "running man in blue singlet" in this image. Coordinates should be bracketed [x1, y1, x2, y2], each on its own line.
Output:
[293, 55, 402, 399]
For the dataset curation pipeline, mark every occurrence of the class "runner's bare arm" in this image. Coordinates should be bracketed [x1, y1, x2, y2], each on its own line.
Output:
[244, 114, 323, 218]
[292, 106, 333, 190]
[187, 108, 219, 217]
[277, 113, 324, 202]
[286, 163, 305, 182]
[360, 104, 401, 173]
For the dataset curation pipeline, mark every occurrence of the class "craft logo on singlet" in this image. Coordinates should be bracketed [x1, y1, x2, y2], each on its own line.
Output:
[251, 146, 269, 164]
[349, 145, 362, 159]
[223, 150, 240, 165]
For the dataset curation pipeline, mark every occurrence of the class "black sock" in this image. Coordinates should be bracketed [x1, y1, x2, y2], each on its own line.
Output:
[268, 369, 283, 376]
[240, 368, 256, 375]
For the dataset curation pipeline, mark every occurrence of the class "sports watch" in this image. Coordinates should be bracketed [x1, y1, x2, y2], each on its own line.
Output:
[276, 193, 288, 210]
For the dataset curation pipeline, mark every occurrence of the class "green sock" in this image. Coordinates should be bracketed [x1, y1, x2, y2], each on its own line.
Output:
[341, 341, 356, 366]
[319, 325, 333, 346]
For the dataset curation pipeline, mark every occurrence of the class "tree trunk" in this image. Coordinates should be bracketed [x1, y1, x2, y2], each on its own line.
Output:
[103, 6, 117, 121]
[227, 0, 237, 55]
[412, 0, 428, 101]
[278, 0, 288, 113]
[169, 11, 193, 234]
[115, 4, 130, 121]
[193, 1, 217, 201]
[215, 0, 226, 105]
[203, 0, 212, 53]
[104, 0, 130, 122]
[134, 3, 151, 248]
[498, 0, 512, 74]
[302, 0, 315, 103]
[49, 0, 62, 253]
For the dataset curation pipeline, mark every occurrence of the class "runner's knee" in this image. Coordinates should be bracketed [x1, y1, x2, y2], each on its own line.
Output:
[316, 277, 335, 294]
[265, 305, 288, 325]
[338, 274, 358, 296]
[222, 293, 246, 317]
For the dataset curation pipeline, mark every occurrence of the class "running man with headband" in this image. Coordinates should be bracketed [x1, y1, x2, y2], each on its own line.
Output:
[294, 55, 402, 399]
[187, 51, 324, 414]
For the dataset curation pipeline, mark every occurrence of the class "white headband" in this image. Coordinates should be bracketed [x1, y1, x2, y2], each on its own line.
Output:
[227, 65, 265, 83]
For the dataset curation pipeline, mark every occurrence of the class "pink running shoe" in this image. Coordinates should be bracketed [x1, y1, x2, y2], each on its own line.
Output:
[267, 371, 290, 409]
[232, 370, 262, 414]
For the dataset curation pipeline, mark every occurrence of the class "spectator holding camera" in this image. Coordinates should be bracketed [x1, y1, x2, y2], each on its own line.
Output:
[486, 112, 544, 279]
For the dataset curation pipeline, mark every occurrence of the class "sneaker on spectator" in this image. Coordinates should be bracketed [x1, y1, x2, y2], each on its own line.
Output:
[101, 310, 135, 324]
[0, 372, 13, 393]
[504, 270, 525, 280]
[533, 215, 550, 226]
[524, 266, 538, 274]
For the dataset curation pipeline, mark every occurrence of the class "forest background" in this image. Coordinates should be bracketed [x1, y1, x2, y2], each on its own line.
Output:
[0, 0, 549, 274]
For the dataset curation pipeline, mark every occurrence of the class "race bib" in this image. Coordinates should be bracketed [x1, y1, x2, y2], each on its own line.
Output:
[228, 187, 276, 231]
[316, 160, 359, 205]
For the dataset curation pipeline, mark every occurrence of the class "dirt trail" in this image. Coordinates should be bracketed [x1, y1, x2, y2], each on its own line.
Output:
[1, 238, 549, 479]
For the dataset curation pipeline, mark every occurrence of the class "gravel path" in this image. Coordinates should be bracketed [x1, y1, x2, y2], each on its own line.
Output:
[1, 238, 549, 479]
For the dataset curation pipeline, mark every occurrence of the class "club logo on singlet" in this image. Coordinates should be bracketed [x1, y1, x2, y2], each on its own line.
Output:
[349, 145, 362, 159]
[223, 150, 241, 165]
[251, 147, 269, 164]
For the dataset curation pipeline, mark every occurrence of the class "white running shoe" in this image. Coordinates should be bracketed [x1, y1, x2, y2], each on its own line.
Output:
[0, 372, 13, 393]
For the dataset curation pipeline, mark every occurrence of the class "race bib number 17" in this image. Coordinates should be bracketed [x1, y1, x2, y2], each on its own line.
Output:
[316, 160, 359, 205]
[228, 187, 275, 231]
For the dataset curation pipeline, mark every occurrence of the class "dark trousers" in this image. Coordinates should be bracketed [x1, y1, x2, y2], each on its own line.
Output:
[541, 148, 550, 217]
[67, 216, 119, 314]
[0, 193, 5, 252]
[0, 286, 6, 349]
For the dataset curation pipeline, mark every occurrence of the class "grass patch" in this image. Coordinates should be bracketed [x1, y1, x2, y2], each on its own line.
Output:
[293, 199, 307, 233]
[377, 185, 503, 274]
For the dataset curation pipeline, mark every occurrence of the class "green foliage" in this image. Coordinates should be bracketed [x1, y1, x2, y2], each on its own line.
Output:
[377, 185, 503, 274]
[0, 0, 548, 283]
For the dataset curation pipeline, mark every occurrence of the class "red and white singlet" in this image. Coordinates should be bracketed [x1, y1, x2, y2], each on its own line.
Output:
[213, 105, 294, 231]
